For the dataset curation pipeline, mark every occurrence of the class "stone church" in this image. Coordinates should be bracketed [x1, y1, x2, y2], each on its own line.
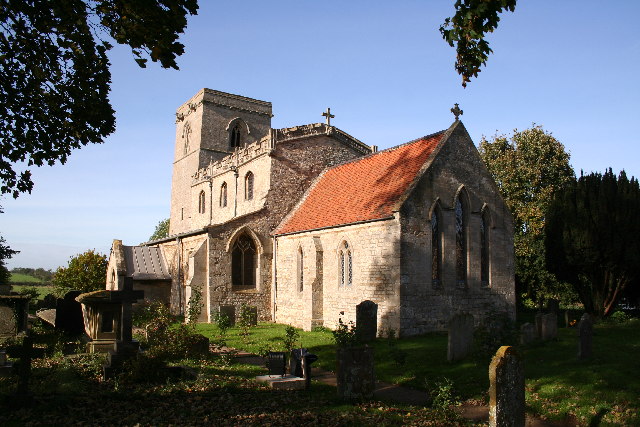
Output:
[106, 88, 515, 336]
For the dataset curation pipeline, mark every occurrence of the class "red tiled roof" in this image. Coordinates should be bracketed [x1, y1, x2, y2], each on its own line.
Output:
[274, 131, 446, 235]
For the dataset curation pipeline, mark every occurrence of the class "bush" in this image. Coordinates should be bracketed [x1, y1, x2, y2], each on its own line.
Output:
[609, 310, 631, 324]
[332, 317, 359, 348]
[425, 377, 460, 409]
[283, 326, 300, 354]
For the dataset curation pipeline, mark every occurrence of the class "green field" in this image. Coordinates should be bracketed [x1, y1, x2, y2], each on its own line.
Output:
[9, 272, 45, 283]
[9, 284, 55, 299]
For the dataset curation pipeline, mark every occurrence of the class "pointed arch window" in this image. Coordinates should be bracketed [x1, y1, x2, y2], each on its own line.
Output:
[220, 182, 228, 207]
[339, 241, 352, 287]
[182, 122, 192, 155]
[297, 246, 304, 292]
[481, 208, 490, 287]
[245, 172, 254, 200]
[455, 192, 467, 288]
[230, 124, 241, 149]
[431, 206, 442, 289]
[198, 190, 206, 214]
[231, 234, 256, 289]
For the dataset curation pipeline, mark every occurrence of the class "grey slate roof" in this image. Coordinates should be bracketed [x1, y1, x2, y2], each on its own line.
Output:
[123, 246, 171, 281]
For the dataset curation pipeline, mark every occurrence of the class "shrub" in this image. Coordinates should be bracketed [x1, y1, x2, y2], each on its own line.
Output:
[282, 326, 301, 354]
[425, 377, 460, 409]
[332, 317, 359, 348]
[385, 329, 408, 367]
[238, 304, 255, 342]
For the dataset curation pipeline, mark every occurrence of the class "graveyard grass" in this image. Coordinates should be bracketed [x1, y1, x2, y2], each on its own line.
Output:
[197, 317, 640, 425]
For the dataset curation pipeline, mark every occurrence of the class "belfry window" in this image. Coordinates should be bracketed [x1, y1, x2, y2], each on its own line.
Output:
[431, 206, 442, 288]
[231, 234, 257, 289]
[220, 182, 228, 207]
[339, 241, 352, 287]
[230, 124, 241, 149]
[245, 172, 254, 200]
[198, 190, 206, 214]
[481, 208, 490, 287]
[455, 192, 467, 288]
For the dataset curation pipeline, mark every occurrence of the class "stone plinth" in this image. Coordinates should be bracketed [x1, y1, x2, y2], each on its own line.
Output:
[255, 374, 306, 390]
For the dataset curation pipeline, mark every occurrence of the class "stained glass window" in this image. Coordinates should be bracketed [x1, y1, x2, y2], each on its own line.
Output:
[431, 208, 441, 288]
[298, 246, 304, 292]
[245, 172, 254, 200]
[481, 209, 489, 287]
[232, 234, 256, 288]
[455, 195, 466, 287]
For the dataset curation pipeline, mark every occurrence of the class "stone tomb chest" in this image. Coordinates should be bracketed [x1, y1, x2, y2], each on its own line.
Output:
[75, 291, 124, 353]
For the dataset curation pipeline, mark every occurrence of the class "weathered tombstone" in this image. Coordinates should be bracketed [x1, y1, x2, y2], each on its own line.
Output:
[534, 312, 543, 339]
[519, 323, 535, 345]
[546, 299, 560, 315]
[489, 346, 525, 427]
[245, 305, 258, 326]
[540, 313, 558, 341]
[0, 295, 30, 337]
[564, 310, 570, 328]
[336, 346, 375, 400]
[577, 313, 593, 359]
[54, 290, 85, 335]
[219, 305, 236, 326]
[267, 351, 286, 376]
[447, 313, 474, 361]
[355, 300, 378, 342]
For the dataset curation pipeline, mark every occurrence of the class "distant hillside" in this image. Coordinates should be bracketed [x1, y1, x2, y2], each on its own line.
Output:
[10, 267, 53, 285]
[10, 272, 45, 284]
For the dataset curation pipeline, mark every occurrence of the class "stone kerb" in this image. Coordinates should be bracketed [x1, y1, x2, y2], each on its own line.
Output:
[489, 346, 525, 427]
[577, 313, 593, 359]
[447, 313, 474, 362]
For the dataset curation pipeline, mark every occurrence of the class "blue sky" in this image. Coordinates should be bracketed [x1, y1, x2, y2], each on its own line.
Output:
[2, 0, 639, 270]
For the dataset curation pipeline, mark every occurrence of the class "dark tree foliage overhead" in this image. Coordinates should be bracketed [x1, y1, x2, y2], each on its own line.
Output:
[441, 0, 516, 87]
[0, 0, 198, 198]
[546, 169, 640, 318]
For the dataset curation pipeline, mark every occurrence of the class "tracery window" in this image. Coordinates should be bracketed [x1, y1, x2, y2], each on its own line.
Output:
[481, 208, 490, 287]
[245, 172, 254, 200]
[231, 234, 256, 289]
[339, 241, 352, 287]
[297, 246, 304, 292]
[229, 124, 241, 149]
[220, 182, 228, 207]
[431, 206, 442, 288]
[198, 190, 206, 214]
[455, 192, 467, 288]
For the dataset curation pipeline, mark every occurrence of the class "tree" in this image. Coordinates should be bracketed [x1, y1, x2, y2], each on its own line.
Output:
[479, 126, 575, 305]
[546, 169, 640, 318]
[52, 249, 108, 296]
[1, 0, 198, 198]
[441, 0, 516, 87]
[0, 235, 18, 286]
[149, 218, 170, 241]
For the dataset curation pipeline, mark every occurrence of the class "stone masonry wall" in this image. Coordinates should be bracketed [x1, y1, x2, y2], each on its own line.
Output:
[399, 123, 515, 335]
[275, 218, 401, 333]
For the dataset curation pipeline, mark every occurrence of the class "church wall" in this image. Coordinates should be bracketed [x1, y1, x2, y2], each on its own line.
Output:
[203, 132, 369, 323]
[399, 124, 515, 336]
[275, 218, 401, 333]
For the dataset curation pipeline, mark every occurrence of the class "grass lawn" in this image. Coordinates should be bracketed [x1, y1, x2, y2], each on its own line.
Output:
[198, 318, 640, 425]
[10, 284, 55, 300]
[9, 273, 45, 284]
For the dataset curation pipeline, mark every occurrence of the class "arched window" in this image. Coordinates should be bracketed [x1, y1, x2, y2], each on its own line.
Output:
[455, 191, 467, 288]
[182, 122, 192, 155]
[481, 208, 490, 287]
[229, 124, 241, 149]
[231, 234, 256, 289]
[198, 190, 206, 214]
[245, 172, 254, 200]
[338, 241, 352, 287]
[297, 246, 304, 292]
[431, 205, 442, 289]
[220, 182, 228, 207]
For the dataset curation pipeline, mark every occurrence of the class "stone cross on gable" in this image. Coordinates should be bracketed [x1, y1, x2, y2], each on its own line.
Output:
[451, 103, 463, 121]
[322, 107, 335, 126]
[116, 277, 144, 344]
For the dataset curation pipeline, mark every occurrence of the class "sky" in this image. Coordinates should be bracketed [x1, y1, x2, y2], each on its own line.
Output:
[2, 0, 639, 270]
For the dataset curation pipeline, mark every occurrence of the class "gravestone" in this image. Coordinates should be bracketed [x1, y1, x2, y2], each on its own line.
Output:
[244, 305, 258, 326]
[489, 346, 525, 427]
[534, 312, 543, 339]
[336, 346, 375, 400]
[0, 295, 30, 337]
[519, 323, 536, 345]
[55, 290, 85, 335]
[289, 348, 318, 390]
[546, 299, 560, 315]
[355, 300, 378, 342]
[219, 305, 236, 326]
[6, 335, 46, 404]
[267, 351, 286, 376]
[540, 313, 558, 341]
[447, 313, 474, 361]
[564, 310, 570, 328]
[577, 313, 593, 359]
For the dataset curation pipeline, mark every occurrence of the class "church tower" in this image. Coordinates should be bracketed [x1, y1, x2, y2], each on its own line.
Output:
[169, 89, 273, 235]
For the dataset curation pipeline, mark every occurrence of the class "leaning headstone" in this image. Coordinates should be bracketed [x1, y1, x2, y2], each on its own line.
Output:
[355, 300, 378, 342]
[447, 313, 474, 361]
[534, 311, 544, 339]
[219, 305, 236, 326]
[577, 313, 593, 359]
[540, 313, 558, 341]
[489, 346, 525, 427]
[519, 323, 536, 345]
[336, 346, 375, 400]
[54, 290, 85, 335]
